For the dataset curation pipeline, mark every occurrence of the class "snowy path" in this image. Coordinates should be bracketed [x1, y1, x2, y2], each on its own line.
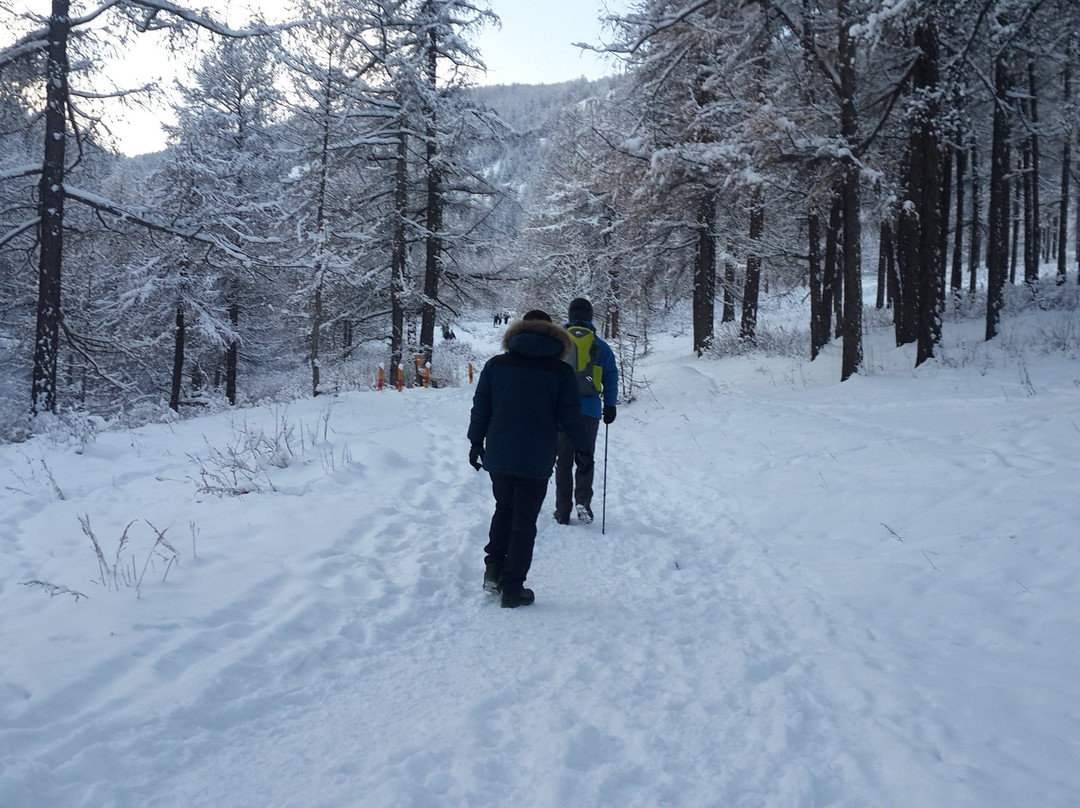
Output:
[2, 330, 1079, 806]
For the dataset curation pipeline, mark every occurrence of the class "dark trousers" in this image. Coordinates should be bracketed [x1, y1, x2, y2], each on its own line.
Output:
[554, 415, 600, 519]
[485, 473, 549, 593]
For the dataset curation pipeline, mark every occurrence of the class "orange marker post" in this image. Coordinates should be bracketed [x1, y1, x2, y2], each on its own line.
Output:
[377, 365, 384, 391]
[396, 364, 404, 392]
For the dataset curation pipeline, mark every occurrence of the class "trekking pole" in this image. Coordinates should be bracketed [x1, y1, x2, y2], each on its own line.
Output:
[601, 423, 609, 534]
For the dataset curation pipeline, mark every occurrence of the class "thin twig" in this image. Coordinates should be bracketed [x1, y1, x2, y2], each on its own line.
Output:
[881, 523, 905, 542]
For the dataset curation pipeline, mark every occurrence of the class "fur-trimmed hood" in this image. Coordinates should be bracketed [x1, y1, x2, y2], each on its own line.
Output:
[502, 318, 573, 360]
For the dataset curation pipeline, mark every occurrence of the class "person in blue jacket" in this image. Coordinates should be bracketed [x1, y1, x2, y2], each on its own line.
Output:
[468, 310, 594, 608]
[554, 297, 619, 525]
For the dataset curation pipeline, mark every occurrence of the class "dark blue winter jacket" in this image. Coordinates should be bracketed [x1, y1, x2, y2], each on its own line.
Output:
[468, 319, 593, 479]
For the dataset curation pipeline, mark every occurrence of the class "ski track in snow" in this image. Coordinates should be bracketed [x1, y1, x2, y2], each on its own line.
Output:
[1, 327, 1079, 806]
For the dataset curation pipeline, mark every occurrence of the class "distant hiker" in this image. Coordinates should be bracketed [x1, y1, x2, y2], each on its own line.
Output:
[493, 313, 502, 326]
[554, 297, 619, 526]
[468, 309, 594, 608]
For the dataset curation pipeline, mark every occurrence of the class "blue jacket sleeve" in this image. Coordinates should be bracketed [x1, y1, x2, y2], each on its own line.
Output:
[599, 340, 619, 407]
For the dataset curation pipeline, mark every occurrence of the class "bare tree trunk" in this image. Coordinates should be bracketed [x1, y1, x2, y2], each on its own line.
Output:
[837, 0, 863, 380]
[912, 21, 943, 366]
[1026, 60, 1041, 288]
[885, 220, 904, 346]
[876, 220, 888, 310]
[1059, 54, 1072, 284]
[31, 0, 71, 416]
[809, 209, 824, 358]
[608, 299, 621, 339]
[311, 95, 333, 398]
[311, 283, 322, 396]
[822, 193, 840, 343]
[986, 55, 1012, 341]
[169, 303, 185, 412]
[936, 137, 951, 312]
[602, 204, 621, 339]
[692, 191, 716, 355]
[895, 194, 918, 346]
[969, 142, 982, 292]
[833, 234, 845, 340]
[1020, 107, 1034, 285]
[952, 136, 967, 292]
[419, 35, 440, 378]
[226, 299, 239, 405]
[1010, 171, 1020, 284]
[391, 126, 408, 380]
[722, 250, 736, 324]
[840, 164, 863, 379]
[739, 189, 764, 342]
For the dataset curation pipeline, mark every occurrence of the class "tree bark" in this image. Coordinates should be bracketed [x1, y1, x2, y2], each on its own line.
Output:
[876, 220, 888, 310]
[31, 0, 71, 416]
[419, 33, 441, 378]
[838, 0, 862, 380]
[951, 136, 967, 292]
[936, 137, 951, 312]
[822, 193, 840, 344]
[722, 252, 736, 325]
[311, 283, 322, 397]
[391, 126, 408, 380]
[1059, 56, 1072, 284]
[693, 191, 717, 355]
[895, 195, 918, 346]
[169, 303, 185, 412]
[911, 21, 943, 366]
[986, 56, 1012, 341]
[739, 189, 764, 342]
[969, 142, 982, 292]
[226, 298, 239, 405]
[884, 221, 904, 347]
[1026, 60, 1041, 288]
[311, 97, 333, 398]
[809, 209, 824, 358]
[1010, 175, 1020, 284]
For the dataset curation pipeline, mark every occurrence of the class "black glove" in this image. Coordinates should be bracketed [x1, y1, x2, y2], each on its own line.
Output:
[574, 451, 593, 474]
[603, 405, 617, 425]
[469, 443, 485, 471]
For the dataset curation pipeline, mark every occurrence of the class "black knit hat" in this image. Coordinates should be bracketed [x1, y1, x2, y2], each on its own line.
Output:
[568, 297, 593, 323]
[522, 309, 552, 322]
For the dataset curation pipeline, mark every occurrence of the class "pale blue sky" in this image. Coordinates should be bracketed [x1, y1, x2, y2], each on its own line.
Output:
[200, 0, 625, 85]
[476, 0, 623, 86]
[5, 0, 625, 153]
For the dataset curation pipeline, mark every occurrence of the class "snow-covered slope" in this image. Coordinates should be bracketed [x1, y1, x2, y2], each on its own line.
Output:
[2, 308, 1078, 807]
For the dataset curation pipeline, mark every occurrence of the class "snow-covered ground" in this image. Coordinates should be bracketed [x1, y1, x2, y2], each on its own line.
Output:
[2, 301, 1078, 807]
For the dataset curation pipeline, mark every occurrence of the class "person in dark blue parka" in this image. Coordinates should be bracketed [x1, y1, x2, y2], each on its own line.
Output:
[468, 311, 593, 608]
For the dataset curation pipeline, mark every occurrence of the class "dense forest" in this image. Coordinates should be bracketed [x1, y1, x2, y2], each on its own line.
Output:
[1, 0, 1078, 439]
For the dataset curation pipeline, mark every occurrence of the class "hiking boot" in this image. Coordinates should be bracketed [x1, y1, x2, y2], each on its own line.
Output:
[500, 588, 535, 608]
[483, 566, 501, 593]
[576, 503, 594, 525]
[554, 511, 570, 525]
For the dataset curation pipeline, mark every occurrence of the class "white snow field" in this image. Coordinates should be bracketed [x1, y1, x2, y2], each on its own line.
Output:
[1, 302, 1078, 807]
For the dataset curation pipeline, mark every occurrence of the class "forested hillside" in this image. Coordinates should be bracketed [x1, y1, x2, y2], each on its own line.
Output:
[1, 0, 1078, 441]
